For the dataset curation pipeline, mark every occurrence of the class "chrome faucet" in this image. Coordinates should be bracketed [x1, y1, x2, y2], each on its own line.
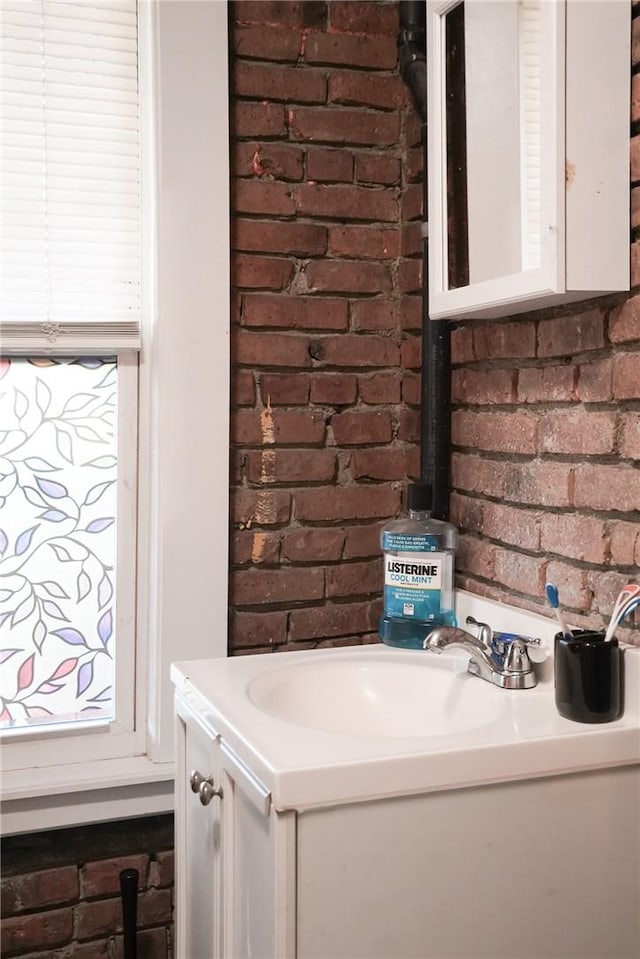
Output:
[423, 616, 540, 689]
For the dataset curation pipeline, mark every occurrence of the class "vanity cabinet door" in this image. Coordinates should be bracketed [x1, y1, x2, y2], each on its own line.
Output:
[220, 743, 297, 959]
[174, 696, 224, 959]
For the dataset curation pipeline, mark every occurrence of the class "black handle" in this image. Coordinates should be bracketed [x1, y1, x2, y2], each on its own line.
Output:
[119, 868, 139, 959]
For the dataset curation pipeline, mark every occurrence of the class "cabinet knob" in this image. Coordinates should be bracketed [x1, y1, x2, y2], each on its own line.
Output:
[199, 780, 223, 805]
[190, 769, 213, 793]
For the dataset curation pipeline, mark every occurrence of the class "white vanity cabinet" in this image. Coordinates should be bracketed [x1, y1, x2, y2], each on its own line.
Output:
[173, 643, 640, 959]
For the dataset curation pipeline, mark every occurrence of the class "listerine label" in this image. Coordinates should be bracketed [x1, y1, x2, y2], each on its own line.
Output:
[383, 550, 444, 621]
[381, 532, 440, 552]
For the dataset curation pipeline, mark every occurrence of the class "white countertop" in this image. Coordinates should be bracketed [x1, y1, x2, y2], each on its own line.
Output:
[171, 593, 640, 811]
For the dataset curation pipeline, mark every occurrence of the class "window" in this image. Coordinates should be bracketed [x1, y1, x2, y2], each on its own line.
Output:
[0, 0, 230, 834]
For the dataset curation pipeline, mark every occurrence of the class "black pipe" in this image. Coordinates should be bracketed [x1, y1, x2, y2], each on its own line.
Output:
[399, 2, 451, 521]
[119, 868, 139, 959]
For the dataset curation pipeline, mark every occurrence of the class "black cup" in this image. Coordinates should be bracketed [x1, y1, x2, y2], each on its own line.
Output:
[554, 629, 622, 723]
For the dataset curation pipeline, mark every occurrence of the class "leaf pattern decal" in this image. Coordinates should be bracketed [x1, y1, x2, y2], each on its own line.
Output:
[0, 358, 118, 729]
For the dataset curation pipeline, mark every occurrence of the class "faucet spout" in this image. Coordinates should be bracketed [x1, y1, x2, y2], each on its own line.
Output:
[423, 626, 537, 690]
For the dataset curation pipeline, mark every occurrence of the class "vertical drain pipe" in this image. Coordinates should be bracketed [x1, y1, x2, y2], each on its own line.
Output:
[399, 1, 451, 522]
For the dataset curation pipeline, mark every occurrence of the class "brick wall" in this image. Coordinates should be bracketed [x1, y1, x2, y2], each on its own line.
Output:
[1, 816, 174, 958]
[448, 5, 639, 645]
[228, 0, 422, 653]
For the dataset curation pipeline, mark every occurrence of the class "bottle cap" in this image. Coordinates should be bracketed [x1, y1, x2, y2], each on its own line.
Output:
[407, 483, 433, 511]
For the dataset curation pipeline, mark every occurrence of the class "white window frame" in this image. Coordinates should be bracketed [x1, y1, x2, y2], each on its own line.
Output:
[0, 0, 230, 835]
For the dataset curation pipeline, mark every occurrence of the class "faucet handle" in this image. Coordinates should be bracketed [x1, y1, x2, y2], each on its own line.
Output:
[504, 639, 532, 673]
[465, 616, 493, 647]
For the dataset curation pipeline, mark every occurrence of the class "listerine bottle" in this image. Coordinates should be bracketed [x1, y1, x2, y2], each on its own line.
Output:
[379, 483, 458, 650]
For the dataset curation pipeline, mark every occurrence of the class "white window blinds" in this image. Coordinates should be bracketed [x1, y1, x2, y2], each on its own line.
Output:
[0, 0, 141, 355]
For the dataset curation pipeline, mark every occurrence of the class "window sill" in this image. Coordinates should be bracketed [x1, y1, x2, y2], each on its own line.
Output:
[1, 756, 174, 836]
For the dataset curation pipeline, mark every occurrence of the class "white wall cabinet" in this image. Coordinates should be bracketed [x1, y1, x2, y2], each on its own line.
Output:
[174, 687, 640, 959]
[427, 0, 630, 319]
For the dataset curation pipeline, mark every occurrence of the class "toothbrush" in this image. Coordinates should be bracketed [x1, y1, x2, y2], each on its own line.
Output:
[604, 585, 640, 643]
[545, 582, 572, 639]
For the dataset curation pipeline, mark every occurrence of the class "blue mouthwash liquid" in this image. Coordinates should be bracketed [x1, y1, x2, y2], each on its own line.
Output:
[379, 484, 458, 650]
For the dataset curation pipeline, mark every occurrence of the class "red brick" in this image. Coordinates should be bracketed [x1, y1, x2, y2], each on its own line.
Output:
[401, 221, 422, 257]
[576, 358, 612, 402]
[246, 449, 337, 483]
[232, 254, 294, 290]
[136, 887, 172, 927]
[539, 409, 616, 455]
[233, 24, 301, 62]
[329, 71, 405, 110]
[233, 61, 326, 103]
[351, 299, 400, 332]
[632, 241, 640, 287]
[574, 464, 640, 512]
[452, 411, 538, 454]
[233, 101, 286, 138]
[289, 600, 379, 641]
[232, 409, 327, 445]
[232, 489, 292, 526]
[233, 330, 311, 368]
[343, 523, 385, 558]
[233, 179, 295, 216]
[398, 257, 422, 293]
[326, 559, 382, 597]
[452, 453, 508, 499]
[480, 501, 541, 552]
[400, 296, 422, 331]
[537, 310, 605, 357]
[405, 144, 424, 182]
[359, 372, 401, 404]
[76, 897, 121, 940]
[2, 867, 78, 914]
[540, 514, 607, 564]
[355, 152, 401, 185]
[632, 187, 640, 229]
[234, 1, 327, 28]
[310, 372, 358, 404]
[233, 369, 256, 406]
[401, 182, 423, 220]
[233, 219, 327, 256]
[517, 365, 576, 403]
[82, 856, 149, 899]
[609, 521, 640, 566]
[620, 412, 640, 459]
[231, 567, 324, 605]
[397, 408, 420, 442]
[351, 448, 407, 480]
[328, 226, 399, 260]
[400, 335, 421, 369]
[450, 327, 475, 364]
[633, 14, 640, 66]
[401, 372, 421, 406]
[305, 259, 391, 294]
[473, 321, 536, 360]
[609, 295, 640, 343]
[307, 147, 354, 182]
[329, 1, 398, 35]
[503, 461, 574, 508]
[449, 492, 484, 535]
[331, 410, 392, 444]
[281, 528, 345, 562]
[290, 106, 400, 146]
[304, 32, 397, 70]
[232, 610, 288, 648]
[630, 134, 640, 182]
[233, 141, 304, 181]
[2, 909, 73, 954]
[232, 529, 281, 565]
[452, 368, 515, 404]
[293, 183, 398, 221]
[456, 535, 497, 581]
[242, 293, 349, 330]
[309, 334, 399, 367]
[493, 548, 545, 595]
[612, 352, 640, 398]
[260, 372, 310, 405]
[633, 73, 640, 124]
[295, 485, 400, 521]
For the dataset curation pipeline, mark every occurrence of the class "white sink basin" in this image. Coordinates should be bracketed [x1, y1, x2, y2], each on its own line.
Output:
[247, 652, 505, 738]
